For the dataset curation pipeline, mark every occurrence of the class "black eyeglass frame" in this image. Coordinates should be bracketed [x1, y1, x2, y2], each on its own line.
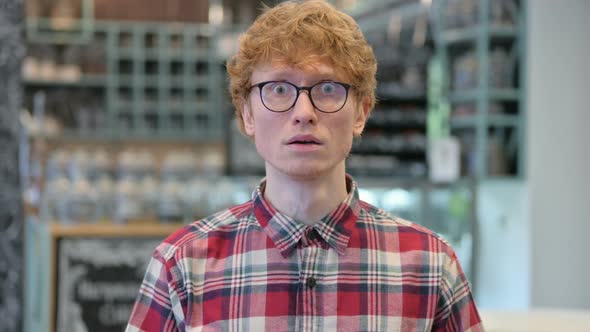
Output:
[249, 80, 352, 113]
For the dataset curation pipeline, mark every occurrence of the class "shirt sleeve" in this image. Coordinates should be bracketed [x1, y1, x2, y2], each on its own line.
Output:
[126, 251, 184, 332]
[433, 251, 485, 332]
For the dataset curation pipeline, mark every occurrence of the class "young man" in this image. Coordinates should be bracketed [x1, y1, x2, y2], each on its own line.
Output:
[127, 1, 483, 331]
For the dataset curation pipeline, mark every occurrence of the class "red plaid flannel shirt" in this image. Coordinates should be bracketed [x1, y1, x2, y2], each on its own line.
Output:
[127, 176, 483, 331]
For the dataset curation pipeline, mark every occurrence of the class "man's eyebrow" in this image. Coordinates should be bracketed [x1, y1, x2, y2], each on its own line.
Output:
[265, 71, 338, 82]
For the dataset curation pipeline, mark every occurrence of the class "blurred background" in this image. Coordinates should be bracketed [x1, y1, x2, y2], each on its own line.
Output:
[0, 0, 588, 331]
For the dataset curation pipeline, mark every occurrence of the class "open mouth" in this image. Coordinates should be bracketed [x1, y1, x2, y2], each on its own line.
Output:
[287, 135, 322, 146]
[289, 140, 320, 145]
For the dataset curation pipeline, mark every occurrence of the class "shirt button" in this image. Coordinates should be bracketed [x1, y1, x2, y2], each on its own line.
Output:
[307, 230, 319, 241]
[306, 277, 317, 289]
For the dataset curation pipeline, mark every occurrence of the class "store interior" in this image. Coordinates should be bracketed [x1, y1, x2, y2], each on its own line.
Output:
[0, 0, 589, 331]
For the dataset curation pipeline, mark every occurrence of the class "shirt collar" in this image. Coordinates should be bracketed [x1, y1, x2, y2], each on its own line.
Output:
[252, 175, 361, 258]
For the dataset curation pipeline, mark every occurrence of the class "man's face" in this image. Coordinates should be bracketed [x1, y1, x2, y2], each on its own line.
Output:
[242, 58, 369, 180]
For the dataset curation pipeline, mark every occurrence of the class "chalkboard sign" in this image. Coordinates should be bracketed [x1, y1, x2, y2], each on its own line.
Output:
[56, 237, 161, 332]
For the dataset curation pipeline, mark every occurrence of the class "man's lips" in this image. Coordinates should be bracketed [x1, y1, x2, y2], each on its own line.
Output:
[286, 134, 323, 145]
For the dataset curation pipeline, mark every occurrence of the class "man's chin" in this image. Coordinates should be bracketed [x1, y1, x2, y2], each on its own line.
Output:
[266, 161, 341, 181]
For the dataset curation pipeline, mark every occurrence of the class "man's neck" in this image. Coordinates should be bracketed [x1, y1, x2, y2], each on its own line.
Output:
[263, 165, 348, 226]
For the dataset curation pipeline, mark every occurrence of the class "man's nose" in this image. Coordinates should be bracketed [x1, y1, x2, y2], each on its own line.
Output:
[291, 91, 317, 124]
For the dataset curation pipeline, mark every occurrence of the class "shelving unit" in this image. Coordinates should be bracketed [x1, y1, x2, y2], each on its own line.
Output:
[432, 0, 526, 178]
[23, 20, 225, 142]
[349, 1, 433, 178]
[25, 0, 95, 45]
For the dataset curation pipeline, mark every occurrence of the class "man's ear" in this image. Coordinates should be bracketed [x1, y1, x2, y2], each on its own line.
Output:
[242, 100, 255, 137]
[352, 96, 371, 137]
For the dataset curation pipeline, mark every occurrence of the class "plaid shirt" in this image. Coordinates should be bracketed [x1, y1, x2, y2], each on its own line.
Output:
[127, 176, 483, 331]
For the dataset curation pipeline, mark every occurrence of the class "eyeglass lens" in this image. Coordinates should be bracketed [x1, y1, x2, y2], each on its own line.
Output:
[260, 81, 348, 113]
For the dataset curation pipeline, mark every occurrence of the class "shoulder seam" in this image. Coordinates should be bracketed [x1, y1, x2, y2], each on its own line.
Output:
[158, 201, 255, 261]
[359, 200, 453, 248]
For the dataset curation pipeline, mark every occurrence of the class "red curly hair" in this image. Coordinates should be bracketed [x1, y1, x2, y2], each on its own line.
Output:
[226, 0, 377, 135]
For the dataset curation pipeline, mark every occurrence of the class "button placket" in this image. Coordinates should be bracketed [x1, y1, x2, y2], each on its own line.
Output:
[297, 243, 325, 330]
[298, 236, 324, 292]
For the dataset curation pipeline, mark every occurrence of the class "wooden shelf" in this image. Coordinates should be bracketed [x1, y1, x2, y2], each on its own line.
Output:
[442, 25, 518, 45]
[24, 74, 107, 87]
[450, 114, 520, 129]
[449, 89, 520, 103]
[49, 222, 184, 237]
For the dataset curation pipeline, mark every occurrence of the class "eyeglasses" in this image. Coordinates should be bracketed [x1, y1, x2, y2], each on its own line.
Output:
[249, 80, 351, 113]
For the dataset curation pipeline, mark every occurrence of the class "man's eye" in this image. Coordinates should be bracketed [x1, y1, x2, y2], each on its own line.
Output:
[272, 84, 289, 94]
[320, 83, 336, 94]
